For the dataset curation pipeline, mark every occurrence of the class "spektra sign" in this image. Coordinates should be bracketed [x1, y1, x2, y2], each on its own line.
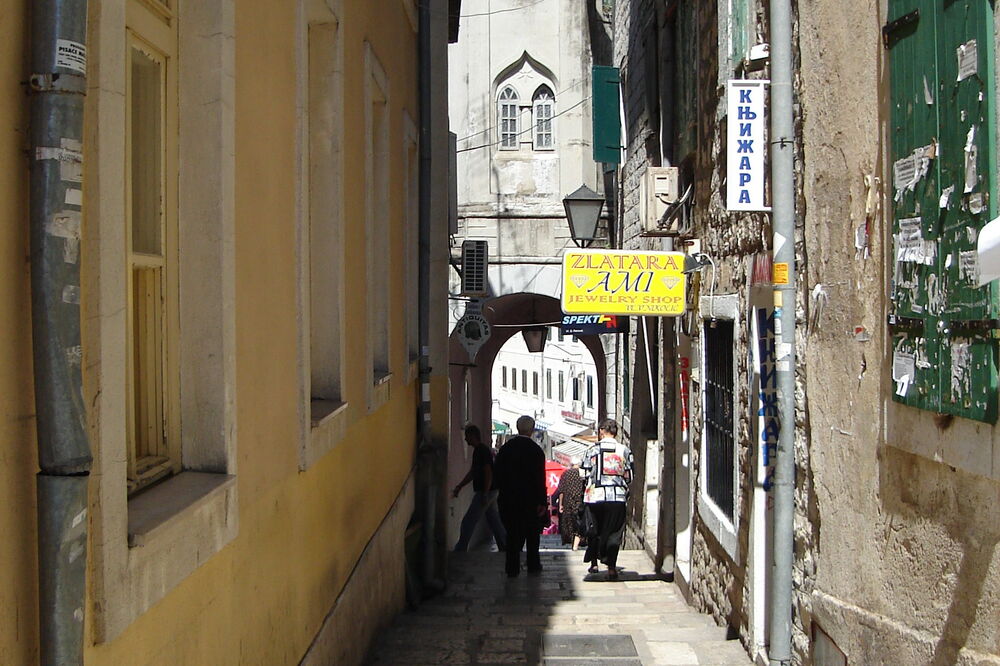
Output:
[561, 250, 686, 316]
[727, 80, 769, 211]
[561, 314, 629, 335]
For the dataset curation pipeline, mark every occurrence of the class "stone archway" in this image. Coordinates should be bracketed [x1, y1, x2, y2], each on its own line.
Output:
[445, 292, 608, 548]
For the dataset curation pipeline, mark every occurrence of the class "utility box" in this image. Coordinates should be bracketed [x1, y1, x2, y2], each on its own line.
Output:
[641, 166, 680, 232]
[461, 240, 488, 296]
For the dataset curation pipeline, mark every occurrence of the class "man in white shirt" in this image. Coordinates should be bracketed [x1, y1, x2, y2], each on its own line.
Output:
[581, 418, 633, 580]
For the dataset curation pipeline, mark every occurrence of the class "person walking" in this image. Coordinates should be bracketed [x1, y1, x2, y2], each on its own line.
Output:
[554, 457, 585, 550]
[453, 424, 507, 552]
[581, 419, 633, 580]
[493, 415, 547, 577]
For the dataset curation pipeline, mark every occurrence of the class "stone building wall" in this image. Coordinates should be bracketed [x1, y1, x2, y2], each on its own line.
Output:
[612, 0, 667, 552]
[611, 0, 818, 659]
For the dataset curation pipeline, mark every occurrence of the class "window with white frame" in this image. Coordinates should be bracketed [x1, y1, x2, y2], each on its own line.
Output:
[522, 369, 528, 394]
[532, 371, 539, 396]
[512, 368, 518, 391]
[126, 30, 179, 495]
[502, 366, 508, 388]
[498, 86, 519, 149]
[90, 0, 237, 640]
[365, 43, 391, 399]
[546, 369, 552, 399]
[308, 17, 345, 425]
[558, 371, 565, 402]
[586, 375, 593, 408]
[532, 85, 554, 150]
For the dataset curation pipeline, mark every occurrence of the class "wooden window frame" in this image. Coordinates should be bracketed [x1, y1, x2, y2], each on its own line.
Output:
[125, 4, 180, 496]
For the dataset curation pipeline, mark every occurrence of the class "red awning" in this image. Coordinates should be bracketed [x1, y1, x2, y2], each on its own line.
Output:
[545, 460, 567, 496]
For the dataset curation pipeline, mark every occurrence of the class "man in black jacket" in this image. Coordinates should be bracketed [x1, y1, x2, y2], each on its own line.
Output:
[494, 415, 547, 577]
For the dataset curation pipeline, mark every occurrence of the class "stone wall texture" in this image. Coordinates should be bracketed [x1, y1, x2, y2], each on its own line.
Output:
[612, 1, 1000, 664]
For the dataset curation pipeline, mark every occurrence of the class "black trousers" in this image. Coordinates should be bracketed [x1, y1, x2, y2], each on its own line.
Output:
[499, 503, 541, 575]
[583, 501, 627, 569]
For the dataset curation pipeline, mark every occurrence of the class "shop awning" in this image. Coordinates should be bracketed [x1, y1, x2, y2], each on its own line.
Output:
[551, 439, 591, 467]
[543, 420, 590, 443]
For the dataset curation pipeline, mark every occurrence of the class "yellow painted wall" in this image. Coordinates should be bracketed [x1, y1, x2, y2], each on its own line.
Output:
[0, 4, 39, 664]
[0, 0, 427, 662]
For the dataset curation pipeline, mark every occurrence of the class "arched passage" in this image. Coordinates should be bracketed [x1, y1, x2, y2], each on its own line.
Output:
[446, 292, 608, 547]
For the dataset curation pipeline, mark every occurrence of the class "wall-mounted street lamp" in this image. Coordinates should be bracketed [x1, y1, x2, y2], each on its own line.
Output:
[563, 184, 605, 247]
[521, 326, 548, 353]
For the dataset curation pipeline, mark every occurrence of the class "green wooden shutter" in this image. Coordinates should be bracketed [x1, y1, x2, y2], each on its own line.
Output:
[675, 0, 698, 159]
[593, 66, 622, 164]
[730, 0, 751, 68]
[888, 0, 998, 422]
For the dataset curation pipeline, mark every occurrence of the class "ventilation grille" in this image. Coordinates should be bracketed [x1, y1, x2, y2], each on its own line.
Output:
[461, 240, 488, 296]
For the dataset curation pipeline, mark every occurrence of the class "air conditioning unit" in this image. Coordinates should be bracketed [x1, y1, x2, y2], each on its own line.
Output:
[461, 240, 488, 296]
[641, 166, 680, 232]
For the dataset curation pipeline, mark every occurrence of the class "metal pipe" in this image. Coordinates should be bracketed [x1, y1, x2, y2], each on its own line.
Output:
[29, 1, 92, 663]
[417, 0, 446, 592]
[767, 0, 796, 663]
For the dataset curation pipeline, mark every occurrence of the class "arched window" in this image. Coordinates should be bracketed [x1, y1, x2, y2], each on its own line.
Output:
[533, 85, 554, 150]
[498, 86, 519, 149]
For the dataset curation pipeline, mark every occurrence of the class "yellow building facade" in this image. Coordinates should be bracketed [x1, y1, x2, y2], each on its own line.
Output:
[0, 0, 454, 663]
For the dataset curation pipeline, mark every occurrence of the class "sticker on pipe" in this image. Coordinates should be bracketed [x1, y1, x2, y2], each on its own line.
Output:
[55, 40, 87, 74]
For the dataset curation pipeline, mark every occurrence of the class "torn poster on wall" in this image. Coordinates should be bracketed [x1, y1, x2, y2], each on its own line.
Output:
[964, 126, 978, 193]
[950, 340, 972, 403]
[895, 217, 937, 265]
[892, 348, 916, 397]
[959, 250, 980, 283]
[893, 142, 936, 202]
[957, 39, 978, 82]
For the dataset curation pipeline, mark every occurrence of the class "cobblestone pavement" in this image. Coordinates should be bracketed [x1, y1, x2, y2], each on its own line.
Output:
[366, 540, 752, 665]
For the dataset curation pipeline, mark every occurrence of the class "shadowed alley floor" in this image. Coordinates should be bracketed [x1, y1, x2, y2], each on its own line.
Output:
[365, 539, 752, 665]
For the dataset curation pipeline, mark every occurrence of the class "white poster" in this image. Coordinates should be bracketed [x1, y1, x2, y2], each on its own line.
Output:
[727, 80, 769, 211]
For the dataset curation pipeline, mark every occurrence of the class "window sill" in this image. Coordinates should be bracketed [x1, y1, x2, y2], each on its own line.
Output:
[370, 371, 392, 412]
[698, 492, 739, 564]
[94, 471, 238, 642]
[303, 400, 350, 470]
[128, 471, 236, 548]
[311, 398, 347, 428]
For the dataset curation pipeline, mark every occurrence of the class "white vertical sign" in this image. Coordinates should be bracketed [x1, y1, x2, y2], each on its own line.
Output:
[727, 80, 769, 211]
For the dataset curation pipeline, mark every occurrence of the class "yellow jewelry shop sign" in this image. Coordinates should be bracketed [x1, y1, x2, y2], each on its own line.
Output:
[561, 250, 687, 316]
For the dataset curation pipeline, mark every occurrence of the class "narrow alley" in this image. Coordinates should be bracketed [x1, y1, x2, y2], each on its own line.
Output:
[368, 540, 750, 665]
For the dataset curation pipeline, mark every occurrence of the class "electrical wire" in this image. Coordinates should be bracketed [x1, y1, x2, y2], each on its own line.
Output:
[456, 95, 591, 154]
[460, 0, 547, 18]
[454, 75, 591, 143]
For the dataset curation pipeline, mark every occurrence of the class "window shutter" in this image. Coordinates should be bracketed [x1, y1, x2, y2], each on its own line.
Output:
[730, 0, 751, 69]
[461, 240, 488, 296]
[888, 0, 998, 422]
[592, 66, 622, 164]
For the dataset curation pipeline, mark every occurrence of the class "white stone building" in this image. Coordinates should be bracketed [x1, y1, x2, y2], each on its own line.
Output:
[446, 0, 610, 544]
[491, 327, 599, 459]
[447, 0, 603, 301]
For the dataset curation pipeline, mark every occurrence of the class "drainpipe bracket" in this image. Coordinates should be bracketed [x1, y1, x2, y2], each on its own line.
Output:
[29, 73, 87, 95]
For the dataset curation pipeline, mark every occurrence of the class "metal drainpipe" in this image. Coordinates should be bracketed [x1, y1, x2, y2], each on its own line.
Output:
[28, 1, 92, 664]
[767, 0, 796, 663]
[417, 0, 442, 591]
